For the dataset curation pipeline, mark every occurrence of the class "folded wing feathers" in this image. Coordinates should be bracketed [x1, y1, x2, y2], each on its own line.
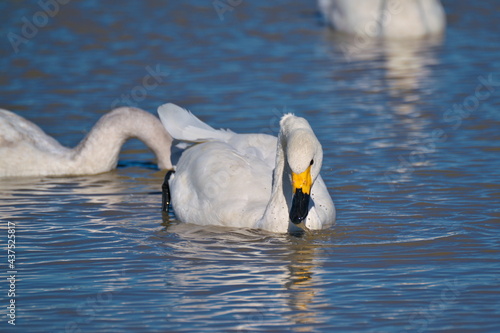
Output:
[158, 103, 233, 143]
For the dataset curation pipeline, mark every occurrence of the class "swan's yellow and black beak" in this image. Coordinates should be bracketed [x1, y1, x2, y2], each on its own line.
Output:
[289, 165, 312, 226]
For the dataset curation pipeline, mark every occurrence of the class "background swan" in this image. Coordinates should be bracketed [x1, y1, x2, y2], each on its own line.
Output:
[158, 103, 335, 234]
[0, 107, 173, 178]
[318, 0, 446, 38]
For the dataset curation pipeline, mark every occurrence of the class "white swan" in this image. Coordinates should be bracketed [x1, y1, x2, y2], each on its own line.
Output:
[0, 107, 173, 178]
[318, 0, 446, 38]
[158, 103, 335, 234]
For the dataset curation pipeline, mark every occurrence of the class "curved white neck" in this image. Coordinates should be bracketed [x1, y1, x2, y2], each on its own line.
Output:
[70, 107, 172, 175]
[259, 133, 293, 233]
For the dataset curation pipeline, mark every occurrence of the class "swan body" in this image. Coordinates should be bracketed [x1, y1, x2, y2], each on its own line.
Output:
[0, 107, 173, 178]
[158, 103, 335, 233]
[318, 0, 446, 38]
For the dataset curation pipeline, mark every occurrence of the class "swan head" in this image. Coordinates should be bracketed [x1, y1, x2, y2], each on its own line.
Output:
[280, 114, 323, 228]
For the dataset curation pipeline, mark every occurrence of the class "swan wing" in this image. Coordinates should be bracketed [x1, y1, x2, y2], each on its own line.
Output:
[158, 103, 233, 143]
[171, 140, 273, 228]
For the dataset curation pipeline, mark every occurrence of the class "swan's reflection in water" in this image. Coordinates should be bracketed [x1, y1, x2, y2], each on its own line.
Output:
[161, 216, 329, 331]
[320, 30, 444, 184]
[320, 34, 443, 137]
[382, 36, 443, 117]
[322, 28, 443, 112]
[284, 239, 325, 327]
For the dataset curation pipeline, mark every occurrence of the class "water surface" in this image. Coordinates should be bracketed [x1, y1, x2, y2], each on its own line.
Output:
[1, 0, 499, 332]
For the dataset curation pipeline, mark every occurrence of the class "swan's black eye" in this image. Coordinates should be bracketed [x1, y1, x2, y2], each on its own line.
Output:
[310, 159, 314, 166]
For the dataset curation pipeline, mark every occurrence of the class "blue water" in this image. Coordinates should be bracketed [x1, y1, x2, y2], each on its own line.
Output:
[1, 0, 499, 332]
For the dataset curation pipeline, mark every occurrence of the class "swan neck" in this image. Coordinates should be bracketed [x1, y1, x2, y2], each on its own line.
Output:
[271, 138, 286, 196]
[73, 107, 172, 174]
[260, 132, 291, 231]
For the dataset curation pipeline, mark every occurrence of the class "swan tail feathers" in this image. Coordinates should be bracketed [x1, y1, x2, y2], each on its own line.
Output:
[157, 103, 233, 143]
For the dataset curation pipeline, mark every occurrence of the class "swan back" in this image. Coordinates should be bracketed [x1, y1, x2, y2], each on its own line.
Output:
[0, 109, 74, 177]
[0, 109, 69, 157]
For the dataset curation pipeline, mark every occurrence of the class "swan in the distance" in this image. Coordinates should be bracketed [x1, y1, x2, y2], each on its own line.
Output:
[318, 0, 446, 38]
[0, 107, 173, 178]
[158, 103, 335, 234]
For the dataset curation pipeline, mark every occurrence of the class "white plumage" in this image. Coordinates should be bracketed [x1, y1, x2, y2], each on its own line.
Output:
[158, 103, 336, 233]
[318, 0, 446, 39]
[0, 107, 173, 178]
